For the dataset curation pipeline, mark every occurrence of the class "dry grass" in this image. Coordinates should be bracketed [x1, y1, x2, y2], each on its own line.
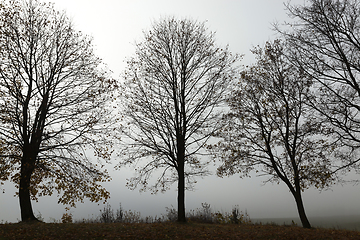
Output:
[0, 221, 359, 240]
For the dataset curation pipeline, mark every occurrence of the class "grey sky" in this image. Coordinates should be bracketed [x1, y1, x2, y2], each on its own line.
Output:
[1, 0, 359, 223]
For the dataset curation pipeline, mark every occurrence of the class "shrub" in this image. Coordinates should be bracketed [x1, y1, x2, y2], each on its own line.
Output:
[97, 203, 142, 223]
[70, 202, 251, 224]
[165, 205, 178, 222]
[122, 210, 142, 223]
[74, 216, 99, 224]
[213, 206, 251, 224]
[61, 213, 73, 223]
[99, 203, 115, 223]
[164, 203, 251, 224]
[115, 203, 124, 223]
[61, 207, 74, 223]
[187, 202, 213, 223]
[144, 215, 164, 223]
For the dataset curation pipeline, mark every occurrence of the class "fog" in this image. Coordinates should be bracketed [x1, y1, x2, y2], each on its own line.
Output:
[2, 167, 359, 223]
[1, 0, 359, 224]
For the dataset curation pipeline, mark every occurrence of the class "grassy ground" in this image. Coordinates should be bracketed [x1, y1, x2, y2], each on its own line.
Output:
[252, 216, 360, 231]
[0, 222, 359, 240]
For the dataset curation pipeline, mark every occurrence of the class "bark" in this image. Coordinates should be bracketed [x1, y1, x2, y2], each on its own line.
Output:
[278, 170, 312, 228]
[292, 167, 312, 228]
[177, 163, 186, 222]
[177, 136, 186, 223]
[293, 189, 311, 228]
[19, 152, 38, 222]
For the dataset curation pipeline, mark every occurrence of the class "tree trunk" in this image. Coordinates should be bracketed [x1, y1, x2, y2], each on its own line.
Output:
[293, 191, 311, 228]
[19, 154, 38, 222]
[177, 159, 186, 223]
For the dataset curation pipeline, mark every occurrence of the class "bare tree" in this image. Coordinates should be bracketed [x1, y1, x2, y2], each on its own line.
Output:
[212, 40, 337, 228]
[0, 0, 117, 222]
[118, 17, 239, 222]
[278, 0, 360, 173]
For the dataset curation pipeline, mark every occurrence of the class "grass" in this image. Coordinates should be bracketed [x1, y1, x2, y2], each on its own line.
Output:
[0, 221, 360, 239]
[2, 203, 359, 239]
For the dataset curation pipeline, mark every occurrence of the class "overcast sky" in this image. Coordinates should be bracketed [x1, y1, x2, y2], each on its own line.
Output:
[1, 0, 359, 223]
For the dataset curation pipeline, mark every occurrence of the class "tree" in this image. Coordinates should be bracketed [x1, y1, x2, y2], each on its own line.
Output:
[0, 0, 117, 222]
[278, 0, 360, 172]
[212, 40, 337, 228]
[118, 17, 239, 222]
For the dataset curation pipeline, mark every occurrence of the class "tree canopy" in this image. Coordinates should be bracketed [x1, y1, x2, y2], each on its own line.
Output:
[279, 0, 360, 173]
[212, 40, 338, 228]
[0, 0, 117, 221]
[118, 17, 239, 222]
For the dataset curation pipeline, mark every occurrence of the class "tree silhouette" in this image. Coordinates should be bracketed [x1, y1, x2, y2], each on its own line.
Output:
[118, 17, 239, 222]
[0, 0, 117, 222]
[278, 0, 360, 174]
[213, 40, 337, 228]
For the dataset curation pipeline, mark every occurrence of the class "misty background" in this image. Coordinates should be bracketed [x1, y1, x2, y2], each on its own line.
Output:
[1, 0, 359, 228]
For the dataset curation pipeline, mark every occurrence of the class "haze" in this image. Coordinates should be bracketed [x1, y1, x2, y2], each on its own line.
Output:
[1, 0, 359, 224]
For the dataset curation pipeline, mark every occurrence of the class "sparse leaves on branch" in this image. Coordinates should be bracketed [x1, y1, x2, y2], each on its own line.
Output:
[0, 0, 117, 221]
[277, 0, 360, 174]
[118, 16, 240, 222]
[212, 40, 338, 228]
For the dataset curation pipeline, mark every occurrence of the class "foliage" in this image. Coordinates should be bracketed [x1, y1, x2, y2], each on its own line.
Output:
[61, 213, 73, 224]
[118, 16, 239, 222]
[278, 0, 360, 174]
[0, 222, 359, 240]
[211, 40, 339, 228]
[215, 40, 337, 189]
[0, 0, 117, 221]
[61, 207, 73, 223]
[119, 16, 239, 191]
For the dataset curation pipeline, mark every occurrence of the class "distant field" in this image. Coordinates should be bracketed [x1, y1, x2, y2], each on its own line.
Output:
[252, 215, 360, 231]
